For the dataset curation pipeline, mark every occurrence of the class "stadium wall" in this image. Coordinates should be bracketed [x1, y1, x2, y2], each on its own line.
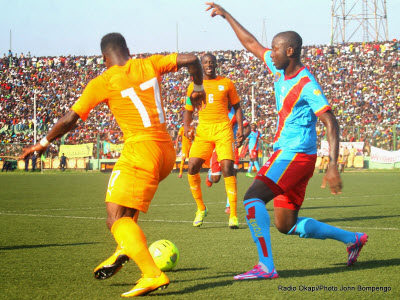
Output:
[2, 157, 399, 171]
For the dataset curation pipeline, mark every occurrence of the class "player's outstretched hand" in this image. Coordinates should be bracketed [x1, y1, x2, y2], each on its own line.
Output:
[324, 166, 343, 195]
[235, 129, 244, 147]
[190, 90, 206, 111]
[19, 144, 46, 160]
[205, 2, 227, 18]
[184, 126, 193, 141]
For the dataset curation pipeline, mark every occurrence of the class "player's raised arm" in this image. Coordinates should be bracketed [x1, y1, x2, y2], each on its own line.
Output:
[319, 110, 342, 195]
[177, 54, 206, 111]
[19, 111, 80, 160]
[206, 2, 267, 61]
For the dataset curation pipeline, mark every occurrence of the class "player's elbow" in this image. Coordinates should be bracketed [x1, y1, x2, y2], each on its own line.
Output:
[177, 54, 200, 69]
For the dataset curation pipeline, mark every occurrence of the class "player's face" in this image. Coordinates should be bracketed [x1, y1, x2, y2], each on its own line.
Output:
[202, 56, 217, 77]
[270, 37, 289, 70]
[251, 124, 257, 131]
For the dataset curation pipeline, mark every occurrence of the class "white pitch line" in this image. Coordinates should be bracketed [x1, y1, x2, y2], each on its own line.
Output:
[337, 226, 399, 231]
[0, 212, 398, 230]
[0, 212, 104, 220]
[3, 192, 400, 214]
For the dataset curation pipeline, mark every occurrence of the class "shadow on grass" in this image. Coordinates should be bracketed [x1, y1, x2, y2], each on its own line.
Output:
[0, 242, 98, 251]
[111, 268, 211, 287]
[195, 226, 248, 231]
[156, 259, 400, 295]
[172, 267, 208, 272]
[192, 223, 249, 230]
[108, 259, 400, 296]
[279, 258, 400, 278]
[153, 280, 234, 296]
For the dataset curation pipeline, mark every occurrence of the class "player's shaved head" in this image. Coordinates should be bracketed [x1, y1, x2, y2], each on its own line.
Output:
[274, 31, 302, 58]
[201, 53, 217, 63]
[101, 33, 129, 56]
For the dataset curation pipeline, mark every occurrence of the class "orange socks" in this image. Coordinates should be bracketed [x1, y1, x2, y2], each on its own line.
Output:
[224, 176, 237, 218]
[188, 173, 206, 211]
[111, 217, 160, 278]
[179, 158, 185, 176]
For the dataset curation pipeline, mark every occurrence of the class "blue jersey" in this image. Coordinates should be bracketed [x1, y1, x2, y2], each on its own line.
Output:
[228, 106, 248, 137]
[248, 130, 263, 151]
[264, 50, 331, 154]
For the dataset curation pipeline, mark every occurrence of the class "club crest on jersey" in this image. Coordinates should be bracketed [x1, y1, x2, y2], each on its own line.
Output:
[218, 85, 225, 91]
[313, 89, 322, 96]
[274, 73, 281, 82]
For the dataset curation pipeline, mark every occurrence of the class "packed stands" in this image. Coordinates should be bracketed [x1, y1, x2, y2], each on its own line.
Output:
[1, 40, 399, 158]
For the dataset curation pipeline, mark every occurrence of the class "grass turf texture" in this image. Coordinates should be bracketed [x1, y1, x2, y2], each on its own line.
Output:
[1, 170, 399, 299]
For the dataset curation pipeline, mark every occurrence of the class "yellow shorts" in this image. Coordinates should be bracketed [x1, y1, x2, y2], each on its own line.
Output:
[105, 140, 176, 213]
[189, 121, 235, 162]
[181, 140, 192, 158]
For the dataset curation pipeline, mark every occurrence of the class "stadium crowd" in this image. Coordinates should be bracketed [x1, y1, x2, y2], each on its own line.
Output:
[1, 40, 399, 158]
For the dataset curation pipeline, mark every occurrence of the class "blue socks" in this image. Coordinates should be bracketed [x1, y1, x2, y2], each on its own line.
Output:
[243, 200, 357, 274]
[288, 217, 356, 246]
[244, 198, 275, 272]
[254, 161, 260, 171]
[247, 161, 253, 173]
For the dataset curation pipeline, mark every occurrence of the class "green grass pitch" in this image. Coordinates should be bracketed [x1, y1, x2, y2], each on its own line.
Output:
[1, 170, 399, 299]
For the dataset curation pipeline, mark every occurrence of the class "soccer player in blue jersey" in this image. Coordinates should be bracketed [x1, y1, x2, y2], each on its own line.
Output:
[245, 123, 268, 178]
[206, 2, 368, 280]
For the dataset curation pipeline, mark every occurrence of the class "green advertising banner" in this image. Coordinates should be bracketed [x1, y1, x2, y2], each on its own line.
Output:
[59, 143, 93, 158]
[104, 142, 124, 154]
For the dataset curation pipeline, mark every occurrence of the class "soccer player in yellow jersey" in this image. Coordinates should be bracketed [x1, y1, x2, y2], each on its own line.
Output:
[184, 53, 244, 229]
[19, 33, 205, 297]
[175, 124, 194, 178]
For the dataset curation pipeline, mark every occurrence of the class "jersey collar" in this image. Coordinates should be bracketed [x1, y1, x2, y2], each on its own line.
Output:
[284, 66, 305, 81]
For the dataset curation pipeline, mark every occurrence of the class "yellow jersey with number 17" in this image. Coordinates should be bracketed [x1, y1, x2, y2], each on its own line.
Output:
[71, 54, 178, 142]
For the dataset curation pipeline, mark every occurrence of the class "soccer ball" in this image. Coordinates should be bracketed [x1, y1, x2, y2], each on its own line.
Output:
[149, 240, 179, 272]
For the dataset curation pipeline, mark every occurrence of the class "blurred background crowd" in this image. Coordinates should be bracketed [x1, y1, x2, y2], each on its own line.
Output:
[1, 40, 399, 158]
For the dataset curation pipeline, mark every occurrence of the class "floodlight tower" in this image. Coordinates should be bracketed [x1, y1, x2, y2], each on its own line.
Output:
[261, 18, 268, 46]
[331, 0, 388, 44]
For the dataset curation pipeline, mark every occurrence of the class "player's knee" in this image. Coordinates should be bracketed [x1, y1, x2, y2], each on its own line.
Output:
[187, 163, 199, 174]
[211, 175, 221, 183]
[275, 221, 292, 234]
[220, 161, 234, 177]
[243, 180, 274, 203]
[243, 187, 269, 203]
[106, 216, 116, 230]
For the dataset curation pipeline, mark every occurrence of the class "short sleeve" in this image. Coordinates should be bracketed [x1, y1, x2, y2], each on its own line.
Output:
[302, 81, 331, 116]
[227, 79, 240, 106]
[150, 53, 178, 76]
[71, 77, 105, 121]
